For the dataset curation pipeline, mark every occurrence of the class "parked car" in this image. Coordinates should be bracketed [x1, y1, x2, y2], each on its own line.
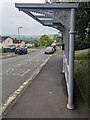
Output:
[44, 46, 54, 54]
[15, 46, 28, 55]
[61, 43, 64, 50]
[8, 45, 16, 52]
[51, 45, 56, 51]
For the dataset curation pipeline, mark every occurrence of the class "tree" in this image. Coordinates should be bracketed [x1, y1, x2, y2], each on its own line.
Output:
[38, 34, 54, 47]
[33, 39, 39, 47]
[75, 2, 90, 50]
[53, 34, 61, 43]
[53, 33, 63, 44]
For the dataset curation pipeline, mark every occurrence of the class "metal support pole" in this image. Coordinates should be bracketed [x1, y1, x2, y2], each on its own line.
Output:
[62, 56, 65, 73]
[62, 32, 65, 73]
[18, 27, 22, 42]
[67, 8, 75, 109]
[18, 28, 20, 41]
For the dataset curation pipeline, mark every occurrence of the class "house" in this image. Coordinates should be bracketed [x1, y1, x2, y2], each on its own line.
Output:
[25, 42, 34, 48]
[1, 36, 26, 48]
[2, 36, 14, 48]
[0, 42, 3, 48]
[0, 36, 3, 48]
[19, 40, 26, 47]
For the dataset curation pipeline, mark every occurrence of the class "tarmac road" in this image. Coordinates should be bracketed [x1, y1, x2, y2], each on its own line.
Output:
[4, 50, 88, 118]
[1, 48, 50, 104]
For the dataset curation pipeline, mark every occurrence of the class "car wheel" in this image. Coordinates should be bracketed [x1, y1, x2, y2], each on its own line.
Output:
[26, 51, 27, 54]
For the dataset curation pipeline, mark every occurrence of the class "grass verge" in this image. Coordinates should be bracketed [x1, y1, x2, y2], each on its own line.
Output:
[74, 48, 90, 109]
[0, 52, 15, 56]
[75, 49, 89, 60]
[0, 48, 40, 56]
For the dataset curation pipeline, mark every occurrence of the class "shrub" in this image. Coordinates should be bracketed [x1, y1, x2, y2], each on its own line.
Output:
[2, 48, 11, 53]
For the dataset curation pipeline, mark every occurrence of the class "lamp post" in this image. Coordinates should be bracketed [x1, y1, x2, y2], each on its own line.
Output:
[18, 27, 22, 42]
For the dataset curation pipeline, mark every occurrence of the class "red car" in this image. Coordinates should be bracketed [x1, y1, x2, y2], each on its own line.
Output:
[44, 46, 54, 54]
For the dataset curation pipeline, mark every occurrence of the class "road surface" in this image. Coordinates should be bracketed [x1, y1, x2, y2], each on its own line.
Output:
[1, 49, 50, 104]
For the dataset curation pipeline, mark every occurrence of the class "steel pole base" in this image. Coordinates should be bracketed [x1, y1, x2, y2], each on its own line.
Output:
[62, 70, 64, 74]
[67, 104, 74, 110]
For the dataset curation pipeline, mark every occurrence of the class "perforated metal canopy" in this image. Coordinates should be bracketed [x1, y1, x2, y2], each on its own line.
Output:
[15, 3, 78, 110]
[15, 3, 78, 32]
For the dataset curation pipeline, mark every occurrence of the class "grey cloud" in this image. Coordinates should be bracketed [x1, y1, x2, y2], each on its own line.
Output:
[1, 0, 58, 36]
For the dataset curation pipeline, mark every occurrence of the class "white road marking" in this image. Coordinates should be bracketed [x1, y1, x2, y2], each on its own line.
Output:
[49, 91, 52, 94]
[7, 70, 10, 73]
[17, 70, 25, 76]
[1, 55, 52, 116]
[20, 69, 31, 76]
[25, 63, 31, 66]
[12, 69, 22, 76]
[7, 68, 14, 74]
[18, 64, 21, 66]
[36, 59, 39, 62]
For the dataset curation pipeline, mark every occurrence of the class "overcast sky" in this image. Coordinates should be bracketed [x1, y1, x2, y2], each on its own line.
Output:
[0, 0, 59, 36]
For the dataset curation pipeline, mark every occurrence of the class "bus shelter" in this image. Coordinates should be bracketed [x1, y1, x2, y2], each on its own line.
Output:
[15, 3, 78, 109]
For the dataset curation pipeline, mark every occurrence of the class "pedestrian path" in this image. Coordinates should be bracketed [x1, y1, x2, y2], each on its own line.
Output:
[4, 53, 88, 118]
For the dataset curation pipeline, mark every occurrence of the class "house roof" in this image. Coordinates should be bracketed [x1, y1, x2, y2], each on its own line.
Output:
[0, 36, 20, 43]
[1, 36, 10, 41]
[13, 39, 20, 43]
[0, 36, 26, 44]
[0, 36, 10, 42]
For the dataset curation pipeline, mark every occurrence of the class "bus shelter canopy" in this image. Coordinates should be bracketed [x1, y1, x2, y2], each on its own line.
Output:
[15, 3, 78, 110]
[15, 3, 78, 32]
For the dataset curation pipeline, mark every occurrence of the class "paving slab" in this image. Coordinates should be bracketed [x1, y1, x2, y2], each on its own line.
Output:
[4, 52, 88, 118]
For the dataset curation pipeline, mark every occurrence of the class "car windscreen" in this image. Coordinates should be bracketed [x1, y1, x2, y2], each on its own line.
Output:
[46, 47, 53, 50]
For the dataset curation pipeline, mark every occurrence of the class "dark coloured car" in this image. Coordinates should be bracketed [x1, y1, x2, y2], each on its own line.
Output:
[15, 46, 28, 55]
[61, 43, 64, 50]
[51, 45, 56, 51]
[44, 46, 54, 54]
[8, 45, 16, 52]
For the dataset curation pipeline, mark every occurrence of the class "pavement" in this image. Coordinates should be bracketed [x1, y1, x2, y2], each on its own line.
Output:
[3, 52, 88, 118]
